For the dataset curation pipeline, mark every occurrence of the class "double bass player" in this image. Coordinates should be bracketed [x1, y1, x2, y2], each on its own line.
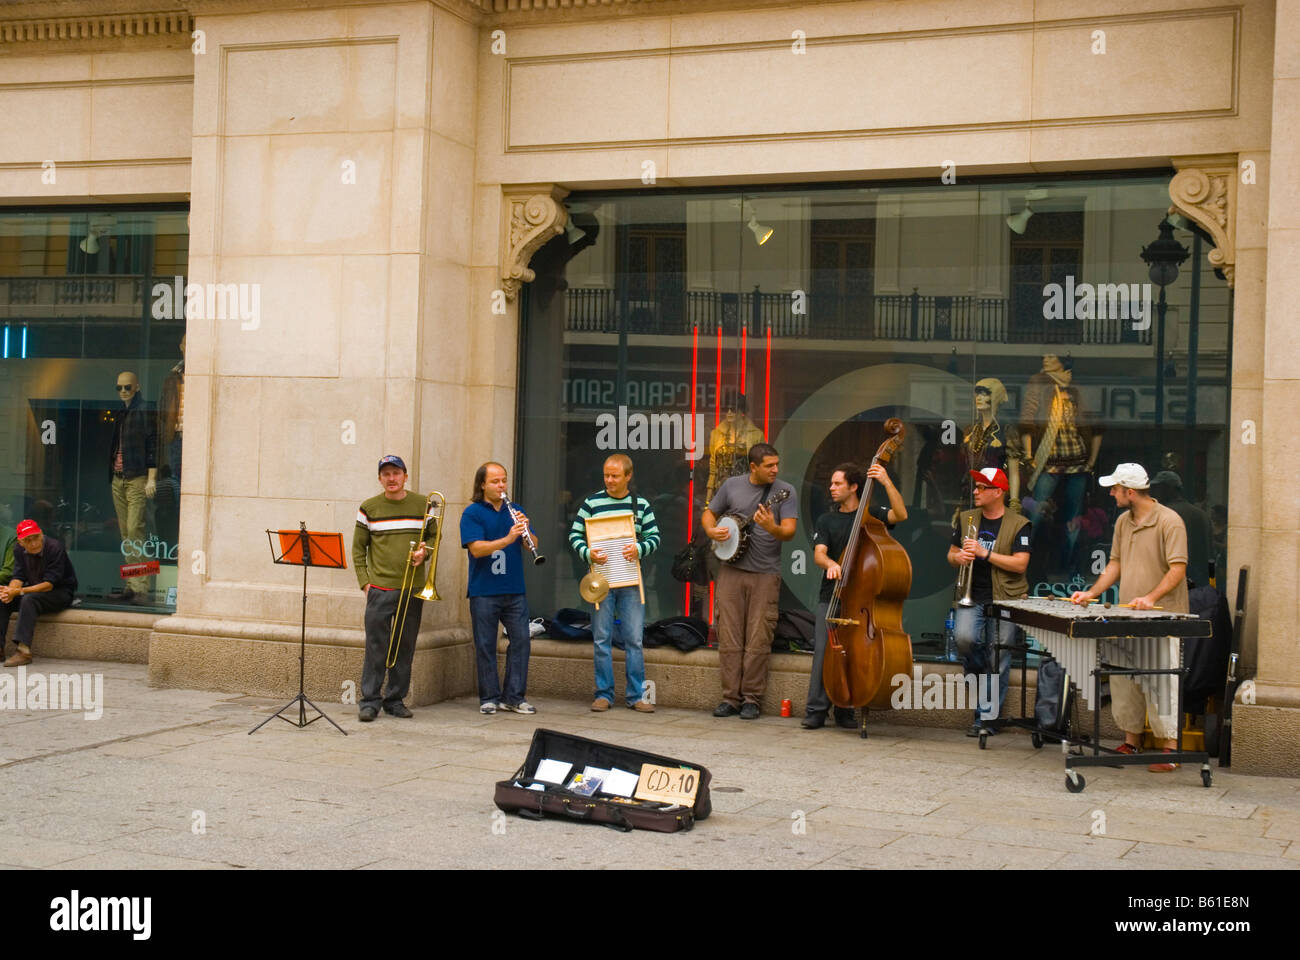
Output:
[804, 462, 907, 729]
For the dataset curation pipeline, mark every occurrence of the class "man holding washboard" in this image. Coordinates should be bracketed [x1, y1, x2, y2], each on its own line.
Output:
[569, 454, 661, 713]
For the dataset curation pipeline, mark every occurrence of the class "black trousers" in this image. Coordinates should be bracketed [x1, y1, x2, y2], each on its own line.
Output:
[0, 589, 74, 650]
[360, 588, 423, 711]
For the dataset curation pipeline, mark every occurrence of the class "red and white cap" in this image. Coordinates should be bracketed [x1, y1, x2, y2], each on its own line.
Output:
[15, 519, 41, 539]
[969, 467, 1009, 492]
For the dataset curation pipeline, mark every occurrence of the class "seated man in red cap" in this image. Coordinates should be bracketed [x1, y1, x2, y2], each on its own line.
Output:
[946, 467, 1032, 736]
[0, 520, 79, 666]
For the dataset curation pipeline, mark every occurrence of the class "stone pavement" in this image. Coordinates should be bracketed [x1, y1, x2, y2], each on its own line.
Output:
[1, 659, 1298, 870]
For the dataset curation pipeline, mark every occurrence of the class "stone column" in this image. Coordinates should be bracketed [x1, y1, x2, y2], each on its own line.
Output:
[149, 3, 478, 706]
[1219, 0, 1300, 774]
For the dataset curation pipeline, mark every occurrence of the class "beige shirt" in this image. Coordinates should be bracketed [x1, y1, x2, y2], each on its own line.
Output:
[1111, 500, 1189, 613]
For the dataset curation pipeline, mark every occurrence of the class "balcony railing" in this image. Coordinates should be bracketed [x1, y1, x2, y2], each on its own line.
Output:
[565, 287, 1153, 345]
[0, 274, 147, 310]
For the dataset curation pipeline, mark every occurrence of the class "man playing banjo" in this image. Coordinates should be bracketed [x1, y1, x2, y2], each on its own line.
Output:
[701, 443, 798, 719]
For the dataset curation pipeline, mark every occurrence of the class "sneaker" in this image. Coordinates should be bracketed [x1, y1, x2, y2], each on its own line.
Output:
[801, 712, 827, 729]
[479, 702, 497, 715]
[358, 706, 378, 722]
[502, 701, 536, 715]
[713, 701, 740, 718]
[383, 703, 413, 718]
[1115, 742, 1140, 755]
[629, 700, 655, 713]
[1148, 749, 1180, 772]
[739, 702, 760, 720]
[591, 698, 611, 712]
[833, 708, 857, 729]
[965, 722, 987, 737]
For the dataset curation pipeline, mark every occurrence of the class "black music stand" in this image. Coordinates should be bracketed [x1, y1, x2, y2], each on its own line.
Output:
[250, 523, 348, 736]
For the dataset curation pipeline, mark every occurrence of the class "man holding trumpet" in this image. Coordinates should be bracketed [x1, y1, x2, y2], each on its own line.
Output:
[352, 455, 430, 722]
[946, 467, 1032, 737]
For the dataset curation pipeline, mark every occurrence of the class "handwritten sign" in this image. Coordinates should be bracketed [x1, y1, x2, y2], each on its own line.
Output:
[634, 763, 701, 805]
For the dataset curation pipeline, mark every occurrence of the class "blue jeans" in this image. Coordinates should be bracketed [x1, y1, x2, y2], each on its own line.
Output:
[591, 586, 646, 705]
[1031, 471, 1088, 562]
[953, 604, 1013, 722]
[468, 593, 530, 706]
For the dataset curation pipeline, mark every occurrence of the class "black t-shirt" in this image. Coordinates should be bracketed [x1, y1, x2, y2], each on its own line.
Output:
[814, 504, 891, 603]
[950, 513, 1032, 602]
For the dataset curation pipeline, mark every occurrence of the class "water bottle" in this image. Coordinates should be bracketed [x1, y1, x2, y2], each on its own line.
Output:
[944, 608, 958, 663]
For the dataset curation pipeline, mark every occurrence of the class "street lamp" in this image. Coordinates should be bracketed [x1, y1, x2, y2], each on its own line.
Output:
[1140, 218, 1189, 450]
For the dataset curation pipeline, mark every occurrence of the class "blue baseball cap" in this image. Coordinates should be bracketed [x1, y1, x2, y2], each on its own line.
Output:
[378, 455, 407, 474]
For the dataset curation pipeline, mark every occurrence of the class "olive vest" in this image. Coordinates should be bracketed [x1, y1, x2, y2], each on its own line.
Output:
[958, 508, 1030, 600]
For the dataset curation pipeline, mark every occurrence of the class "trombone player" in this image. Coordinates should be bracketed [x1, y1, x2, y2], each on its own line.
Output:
[352, 455, 432, 722]
[946, 467, 1032, 738]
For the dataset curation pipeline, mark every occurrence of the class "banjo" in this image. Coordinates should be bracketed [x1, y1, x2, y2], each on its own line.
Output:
[712, 488, 791, 563]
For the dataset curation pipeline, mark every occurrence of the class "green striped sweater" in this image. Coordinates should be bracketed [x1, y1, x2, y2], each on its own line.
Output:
[352, 491, 432, 590]
[568, 491, 660, 561]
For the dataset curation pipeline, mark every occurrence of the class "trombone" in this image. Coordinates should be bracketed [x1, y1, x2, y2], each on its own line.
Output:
[386, 491, 446, 668]
[955, 515, 978, 608]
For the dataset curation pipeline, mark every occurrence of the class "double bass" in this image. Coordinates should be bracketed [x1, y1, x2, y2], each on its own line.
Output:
[823, 418, 914, 733]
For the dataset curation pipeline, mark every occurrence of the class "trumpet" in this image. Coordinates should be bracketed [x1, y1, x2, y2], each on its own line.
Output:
[955, 516, 978, 608]
[502, 492, 545, 565]
[386, 492, 445, 668]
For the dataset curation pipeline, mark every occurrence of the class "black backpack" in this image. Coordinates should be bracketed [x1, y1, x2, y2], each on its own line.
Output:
[772, 608, 815, 652]
[541, 608, 594, 643]
[644, 616, 709, 653]
[670, 542, 711, 586]
[1034, 658, 1073, 736]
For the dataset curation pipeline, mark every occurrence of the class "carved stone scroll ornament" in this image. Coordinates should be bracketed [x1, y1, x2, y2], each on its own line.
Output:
[501, 187, 569, 301]
[1168, 159, 1237, 288]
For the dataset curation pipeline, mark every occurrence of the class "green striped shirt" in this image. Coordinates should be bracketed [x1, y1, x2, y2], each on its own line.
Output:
[352, 491, 431, 590]
[568, 491, 660, 561]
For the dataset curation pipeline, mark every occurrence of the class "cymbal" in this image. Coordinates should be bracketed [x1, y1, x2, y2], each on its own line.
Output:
[579, 571, 610, 604]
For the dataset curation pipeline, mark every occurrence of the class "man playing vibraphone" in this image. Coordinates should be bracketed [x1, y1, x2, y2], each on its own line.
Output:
[1070, 463, 1189, 771]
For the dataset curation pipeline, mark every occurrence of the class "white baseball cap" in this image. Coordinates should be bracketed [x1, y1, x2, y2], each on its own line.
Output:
[1098, 463, 1150, 489]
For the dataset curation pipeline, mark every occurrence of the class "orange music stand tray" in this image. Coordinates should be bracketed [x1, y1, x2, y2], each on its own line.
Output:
[250, 523, 348, 736]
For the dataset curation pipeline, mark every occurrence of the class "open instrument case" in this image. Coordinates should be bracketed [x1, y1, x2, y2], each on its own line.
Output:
[494, 728, 712, 833]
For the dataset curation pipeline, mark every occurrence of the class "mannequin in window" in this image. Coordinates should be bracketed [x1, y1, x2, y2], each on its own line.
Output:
[110, 372, 157, 604]
[159, 335, 185, 497]
[1018, 354, 1100, 570]
[963, 377, 1021, 510]
[706, 393, 764, 504]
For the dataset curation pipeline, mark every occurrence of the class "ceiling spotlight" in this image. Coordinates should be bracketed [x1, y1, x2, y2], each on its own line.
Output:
[747, 215, 773, 246]
[1005, 206, 1034, 235]
[564, 220, 586, 245]
[79, 230, 100, 255]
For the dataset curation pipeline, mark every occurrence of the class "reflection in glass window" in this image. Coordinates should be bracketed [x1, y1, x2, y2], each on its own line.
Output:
[519, 176, 1231, 662]
[0, 207, 188, 611]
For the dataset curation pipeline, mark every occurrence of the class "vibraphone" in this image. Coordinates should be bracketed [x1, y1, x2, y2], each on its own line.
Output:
[991, 597, 1213, 792]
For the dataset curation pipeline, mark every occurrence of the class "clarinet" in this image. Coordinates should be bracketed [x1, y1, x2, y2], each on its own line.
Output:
[503, 493, 545, 565]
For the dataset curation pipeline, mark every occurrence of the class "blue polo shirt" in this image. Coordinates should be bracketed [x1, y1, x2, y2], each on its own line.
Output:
[460, 499, 527, 597]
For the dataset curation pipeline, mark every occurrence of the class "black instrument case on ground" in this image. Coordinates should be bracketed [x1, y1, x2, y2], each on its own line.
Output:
[493, 728, 713, 833]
